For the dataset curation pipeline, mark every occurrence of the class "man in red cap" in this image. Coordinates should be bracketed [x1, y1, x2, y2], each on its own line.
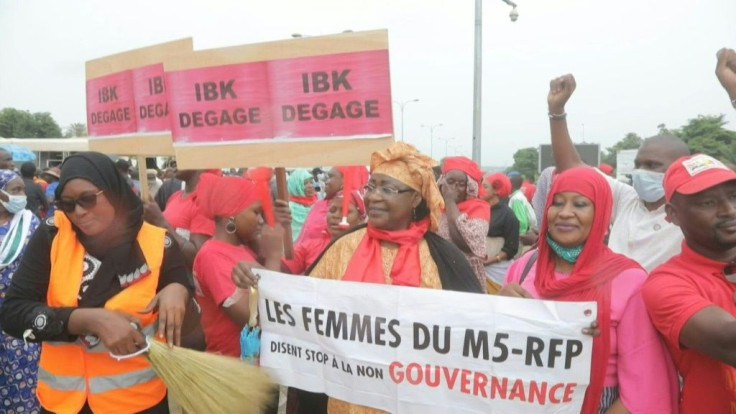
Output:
[642, 153, 736, 413]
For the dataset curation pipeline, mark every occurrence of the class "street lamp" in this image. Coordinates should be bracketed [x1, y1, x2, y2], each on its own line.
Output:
[394, 99, 420, 142]
[438, 137, 455, 158]
[421, 123, 443, 158]
[472, 0, 519, 164]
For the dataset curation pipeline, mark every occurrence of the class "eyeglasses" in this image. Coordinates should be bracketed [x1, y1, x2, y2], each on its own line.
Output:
[54, 190, 104, 213]
[363, 184, 414, 197]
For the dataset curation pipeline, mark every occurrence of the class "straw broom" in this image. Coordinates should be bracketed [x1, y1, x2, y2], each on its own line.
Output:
[145, 339, 274, 414]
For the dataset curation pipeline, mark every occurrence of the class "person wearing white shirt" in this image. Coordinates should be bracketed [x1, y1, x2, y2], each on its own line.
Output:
[546, 74, 690, 272]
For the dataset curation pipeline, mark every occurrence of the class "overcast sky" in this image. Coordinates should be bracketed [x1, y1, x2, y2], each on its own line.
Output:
[1, 0, 735, 167]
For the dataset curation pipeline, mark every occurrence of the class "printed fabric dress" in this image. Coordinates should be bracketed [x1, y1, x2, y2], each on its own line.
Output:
[0, 213, 40, 414]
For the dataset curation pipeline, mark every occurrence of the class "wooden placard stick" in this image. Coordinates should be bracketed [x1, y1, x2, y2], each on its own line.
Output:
[275, 167, 294, 259]
[136, 155, 150, 202]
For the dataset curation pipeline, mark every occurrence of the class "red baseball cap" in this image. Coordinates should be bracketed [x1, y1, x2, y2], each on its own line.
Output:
[664, 154, 736, 201]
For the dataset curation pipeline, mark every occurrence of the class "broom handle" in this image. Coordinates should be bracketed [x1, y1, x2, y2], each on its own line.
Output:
[275, 168, 294, 259]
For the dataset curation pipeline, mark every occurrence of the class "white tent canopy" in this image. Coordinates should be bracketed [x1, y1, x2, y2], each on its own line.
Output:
[0, 137, 89, 152]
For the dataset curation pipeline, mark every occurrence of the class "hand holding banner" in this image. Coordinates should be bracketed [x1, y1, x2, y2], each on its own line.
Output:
[257, 271, 596, 413]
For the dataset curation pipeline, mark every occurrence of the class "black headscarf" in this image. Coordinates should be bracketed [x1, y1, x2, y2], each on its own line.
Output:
[56, 152, 146, 307]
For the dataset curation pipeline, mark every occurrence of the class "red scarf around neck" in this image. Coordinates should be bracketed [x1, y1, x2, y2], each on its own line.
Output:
[456, 198, 491, 221]
[289, 194, 317, 207]
[342, 218, 429, 287]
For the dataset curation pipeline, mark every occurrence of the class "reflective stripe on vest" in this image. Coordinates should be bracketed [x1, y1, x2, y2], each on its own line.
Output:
[38, 368, 85, 392]
[89, 368, 159, 394]
[38, 211, 167, 413]
[39, 366, 158, 395]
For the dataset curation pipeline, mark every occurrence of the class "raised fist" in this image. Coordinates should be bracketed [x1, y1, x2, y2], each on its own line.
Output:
[547, 74, 576, 114]
[716, 48, 736, 100]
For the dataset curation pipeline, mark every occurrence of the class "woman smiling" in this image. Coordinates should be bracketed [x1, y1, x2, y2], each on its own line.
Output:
[296, 142, 482, 414]
[501, 167, 678, 414]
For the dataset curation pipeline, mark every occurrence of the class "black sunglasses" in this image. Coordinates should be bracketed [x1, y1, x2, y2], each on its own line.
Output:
[54, 190, 104, 213]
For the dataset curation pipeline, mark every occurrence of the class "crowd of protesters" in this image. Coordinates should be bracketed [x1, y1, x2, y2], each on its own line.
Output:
[0, 48, 734, 414]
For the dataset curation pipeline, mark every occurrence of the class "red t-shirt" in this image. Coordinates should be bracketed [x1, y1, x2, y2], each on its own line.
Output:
[163, 190, 215, 239]
[282, 233, 331, 275]
[642, 242, 736, 414]
[193, 239, 256, 357]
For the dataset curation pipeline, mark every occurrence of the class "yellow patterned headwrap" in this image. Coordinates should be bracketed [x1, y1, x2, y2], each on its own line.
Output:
[370, 142, 444, 232]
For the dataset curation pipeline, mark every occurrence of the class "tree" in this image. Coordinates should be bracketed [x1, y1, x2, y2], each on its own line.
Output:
[657, 123, 672, 135]
[508, 147, 539, 181]
[600, 132, 642, 168]
[0, 107, 62, 138]
[675, 115, 736, 164]
[64, 123, 88, 138]
[33, 112, 63, 137]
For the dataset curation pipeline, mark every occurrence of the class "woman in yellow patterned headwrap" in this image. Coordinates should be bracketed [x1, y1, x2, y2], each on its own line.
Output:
[293, 142, 482, 414]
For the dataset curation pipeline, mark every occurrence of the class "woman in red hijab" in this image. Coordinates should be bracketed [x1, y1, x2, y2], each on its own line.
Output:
[438, 156, 491, 292]
[501, 167, 678, 413]
[192, 173, 282, 357]
[282, 190, 366, 275]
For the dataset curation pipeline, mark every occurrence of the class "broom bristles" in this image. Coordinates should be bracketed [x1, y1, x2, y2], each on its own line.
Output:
[146, 340, 274, 414]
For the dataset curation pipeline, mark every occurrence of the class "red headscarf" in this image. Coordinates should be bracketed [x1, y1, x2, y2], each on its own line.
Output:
[246, 167, 275, 226]
[442, 156, 484, 187]
[534, 167, 640, 414]
[442, 156, 490, 221]
[196, 173, 258, 220]
[598, 163, 614, 176]
[522, 182, 536, 202]
[485, 173, 512, 199]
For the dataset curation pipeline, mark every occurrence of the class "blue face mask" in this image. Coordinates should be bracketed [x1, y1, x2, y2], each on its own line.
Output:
[631, 169, 665, 203]
[1, 190, 27, 214]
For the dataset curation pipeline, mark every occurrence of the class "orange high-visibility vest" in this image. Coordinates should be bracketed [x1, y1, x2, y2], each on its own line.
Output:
[37, 211, 167, 414]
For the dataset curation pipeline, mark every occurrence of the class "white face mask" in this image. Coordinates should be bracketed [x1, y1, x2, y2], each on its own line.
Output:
[0, 190, 27, 213]
[631, 169, 665, 203]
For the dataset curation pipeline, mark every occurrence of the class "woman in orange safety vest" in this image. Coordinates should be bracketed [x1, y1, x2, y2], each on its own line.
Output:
[0, 152, 194, 414]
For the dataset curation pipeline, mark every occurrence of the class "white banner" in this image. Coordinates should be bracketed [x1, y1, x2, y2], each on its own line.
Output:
[258, 271, 596, 414]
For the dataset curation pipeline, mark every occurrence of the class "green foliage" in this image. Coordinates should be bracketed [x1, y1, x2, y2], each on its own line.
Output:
[672, 115, 736, 164]
[598, 116, 736, 169]
[508, 147, 539, 181]
[64, 123, 88, 138]
[601, 132, 642, 168]
[0, 107, 62, 138]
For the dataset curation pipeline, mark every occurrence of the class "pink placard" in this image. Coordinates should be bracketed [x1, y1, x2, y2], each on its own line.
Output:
[166, 62, 272, 144]
[269, 50, 393, 138]
[133, 64, 171, 133]
[86, 70, 137, 136]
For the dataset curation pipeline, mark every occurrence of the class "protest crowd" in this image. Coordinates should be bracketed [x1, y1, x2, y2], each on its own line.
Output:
[0, 41, 736, 414]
